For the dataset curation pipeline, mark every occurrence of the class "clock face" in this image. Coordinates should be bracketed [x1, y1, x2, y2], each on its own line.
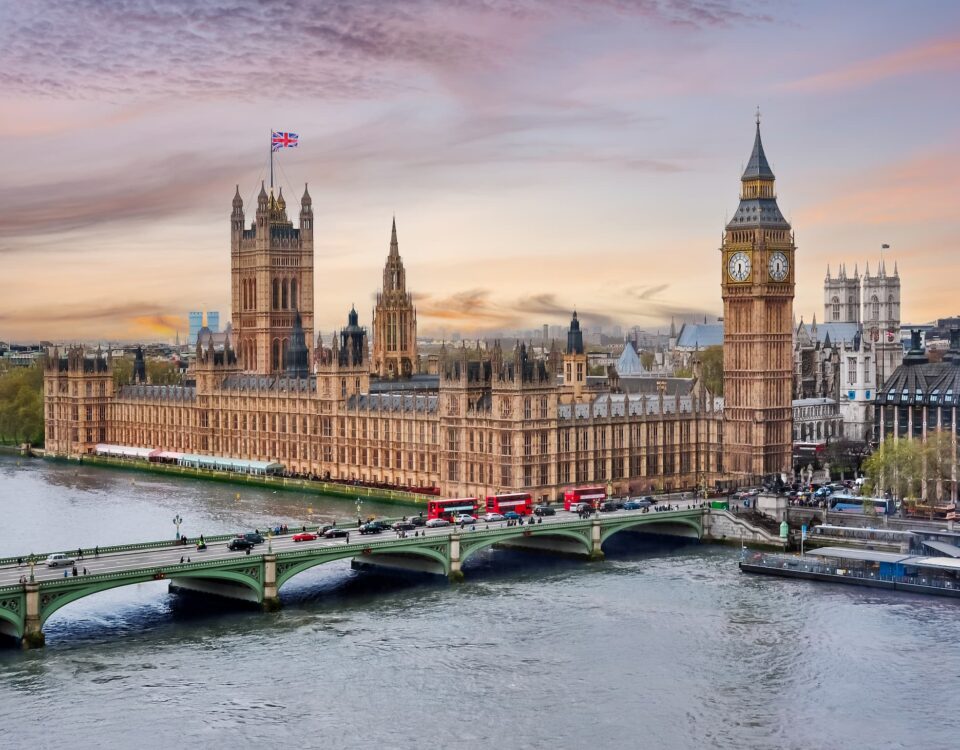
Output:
[768, 251, 789, 281]
[727, 251, 752, 282]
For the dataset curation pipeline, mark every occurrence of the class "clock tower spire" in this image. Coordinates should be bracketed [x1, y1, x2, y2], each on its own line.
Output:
[721, 117, 795, 481]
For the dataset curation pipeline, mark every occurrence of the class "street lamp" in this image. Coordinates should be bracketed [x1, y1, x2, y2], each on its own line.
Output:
[29, 555, 35, 583]
[173, 514, 183, 540]
[356, 497, 363, 526]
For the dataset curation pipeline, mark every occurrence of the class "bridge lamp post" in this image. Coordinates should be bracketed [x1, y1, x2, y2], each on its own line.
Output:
[29, 556, 35, 583]
[356, 498, 363, 525]
[173, 514, 183, 540]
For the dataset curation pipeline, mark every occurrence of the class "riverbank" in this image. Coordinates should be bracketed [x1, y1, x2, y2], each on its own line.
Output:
[40, 453, 428, 508]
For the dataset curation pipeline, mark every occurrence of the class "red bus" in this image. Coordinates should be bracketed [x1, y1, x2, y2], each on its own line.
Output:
[563, 486, 606, 511]
[427, 497, 480, 520]
[485, 492, 533, 516]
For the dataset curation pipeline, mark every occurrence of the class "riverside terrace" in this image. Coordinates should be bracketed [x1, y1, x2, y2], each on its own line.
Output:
[0, 507, 783, 649]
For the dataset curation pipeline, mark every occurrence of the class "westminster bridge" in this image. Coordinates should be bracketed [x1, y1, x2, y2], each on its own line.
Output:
[0, 506, 782, 648]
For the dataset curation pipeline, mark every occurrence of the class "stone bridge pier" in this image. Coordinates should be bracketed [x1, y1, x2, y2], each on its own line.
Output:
[23, 583, 43, 649]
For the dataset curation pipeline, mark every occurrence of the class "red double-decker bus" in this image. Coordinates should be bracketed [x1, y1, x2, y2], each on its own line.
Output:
[563, 486, 606, 511]
[427, 497, 480, 520]
[485, 492, 533, 516]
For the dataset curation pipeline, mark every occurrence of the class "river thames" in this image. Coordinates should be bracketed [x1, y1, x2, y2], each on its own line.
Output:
[0, 455, 957, 749]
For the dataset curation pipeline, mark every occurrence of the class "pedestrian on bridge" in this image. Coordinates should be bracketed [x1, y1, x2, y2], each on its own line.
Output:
[94, 546, 99, 557]
[17, 557, 23, 567]
[345, 532, 350, 543]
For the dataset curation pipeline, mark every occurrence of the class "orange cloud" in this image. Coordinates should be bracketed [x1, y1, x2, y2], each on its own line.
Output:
[796, 148, 960, 228]
[132, 315, 185, 338]
[784, 34, 960, 93]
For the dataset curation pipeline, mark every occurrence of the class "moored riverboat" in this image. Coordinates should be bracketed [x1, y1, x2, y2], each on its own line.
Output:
[739, 546, 960, 599]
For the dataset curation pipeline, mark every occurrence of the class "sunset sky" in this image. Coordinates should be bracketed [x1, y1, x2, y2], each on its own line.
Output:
[1, 0, 958, 343]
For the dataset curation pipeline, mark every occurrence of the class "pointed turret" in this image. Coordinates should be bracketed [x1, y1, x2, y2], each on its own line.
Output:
[301, 183, 312, 208]
[257, 181, 268, 205]
[389, 216, 399, 258]
[741, 121, 775, 181]
[893, 260, 899, 277]
[232, 185, 243, 209]
[825, 264, 831, 281]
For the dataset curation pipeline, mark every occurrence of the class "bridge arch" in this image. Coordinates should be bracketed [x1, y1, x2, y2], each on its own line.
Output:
[459, 527, 593, 566]
[0, 592, 24, 640]
[275, 545, 451, 590]
[39, 569, 263, 628]
[599, 516, 702, 546]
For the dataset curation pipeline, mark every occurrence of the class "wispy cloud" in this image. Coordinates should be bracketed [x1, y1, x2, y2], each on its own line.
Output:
[783, 34, 960, 93]
[0, 151, 248, 238]
[0, 0, 772, 100]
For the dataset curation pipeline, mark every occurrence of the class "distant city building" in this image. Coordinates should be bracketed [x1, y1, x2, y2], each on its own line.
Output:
[207, 311, 220, 334]
[188, 311, 203, 346]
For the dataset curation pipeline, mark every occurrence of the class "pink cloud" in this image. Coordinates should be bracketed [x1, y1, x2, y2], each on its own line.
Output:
[784, 34, 960, 93]
[796, 148, 960, 228]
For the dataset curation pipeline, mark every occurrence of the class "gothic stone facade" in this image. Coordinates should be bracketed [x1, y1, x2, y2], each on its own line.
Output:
[371, 219, 418, 378]
[721, 122, 795, 479]
[45, 148, 750, 499]
[44, 333, 724, 500]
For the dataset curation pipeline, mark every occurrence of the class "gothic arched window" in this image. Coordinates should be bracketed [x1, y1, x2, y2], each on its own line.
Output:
[871, 295, 879, 320]
[290, 278, 298, 310]
[272, 279, 280, 310]
[281, 279, 289, 310]
[832, 296, 840, 321]
[271, 339, 281, 371]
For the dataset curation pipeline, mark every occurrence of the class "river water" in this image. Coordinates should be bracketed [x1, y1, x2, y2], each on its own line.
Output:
[0, 455, 957, 750]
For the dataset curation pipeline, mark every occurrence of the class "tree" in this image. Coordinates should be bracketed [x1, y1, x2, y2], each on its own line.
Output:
[0, 363, 44, 445]
[920, 430, 957, 504]
[112, 358, 133, 386]
[147, 360, 183, 385]
[698, 345, 723, 396]
[640, 351, 655, 371]
[862, 438, 923, 502]
[824, 438, 867, 479]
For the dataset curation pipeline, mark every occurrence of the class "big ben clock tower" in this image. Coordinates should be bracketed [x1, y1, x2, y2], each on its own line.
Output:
[721, 115, 794, 481]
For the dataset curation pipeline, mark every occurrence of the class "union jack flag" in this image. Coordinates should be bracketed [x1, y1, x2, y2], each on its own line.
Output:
[271, 131, 298, 152]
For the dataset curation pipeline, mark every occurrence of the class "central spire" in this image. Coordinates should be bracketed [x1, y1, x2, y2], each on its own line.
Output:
[389, 216, 399, 257]
[742, 120, 774, 181]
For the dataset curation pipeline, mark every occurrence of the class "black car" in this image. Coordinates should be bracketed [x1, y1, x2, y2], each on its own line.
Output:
[229, 538, 255, 551]
[242, 532, 264, 544]
[367, 520, 393, 532]
[408, 516, 427, 527]
[359, 523, 382, 535]
[598, 501, 617, 512]
[533, 505, 556, 517]
[392, 521, 416, 531]
[323, 528, 349, 538]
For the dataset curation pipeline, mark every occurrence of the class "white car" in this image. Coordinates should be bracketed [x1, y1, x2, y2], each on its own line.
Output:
[483, 512, 504, 522]
[454, 514, 477, 524]
[425, 518, 451, 528]
[46, 553, 75, 568]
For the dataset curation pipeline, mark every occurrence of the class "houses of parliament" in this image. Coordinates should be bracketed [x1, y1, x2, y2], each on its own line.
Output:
[43, 123, 796, 498]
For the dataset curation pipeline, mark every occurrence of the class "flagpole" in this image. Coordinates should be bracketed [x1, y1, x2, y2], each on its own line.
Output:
[269, 128, 274, 190]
